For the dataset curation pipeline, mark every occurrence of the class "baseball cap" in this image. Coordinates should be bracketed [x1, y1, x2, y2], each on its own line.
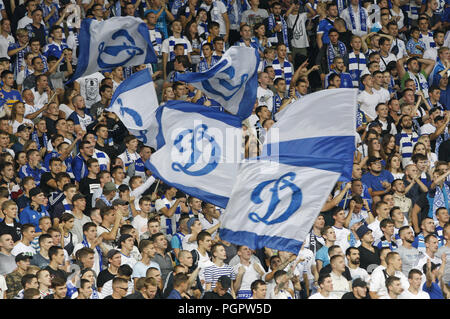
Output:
[0, 57, 10, 63]
[356, 224, 371, 239]
[368, 121, 381, 129]
[15, 252, 33, 263]
[352, 278, 367, 289]
[217, 276, 231, 290]
[17, 124, 31, 132]
[106, 249, 121, 260]
[103, 182, 117, 193]
[367, 156, 382, 165]
[29, 187, 43, 198]
[72, 193, 86, 202]
[112, 199, 128, 206]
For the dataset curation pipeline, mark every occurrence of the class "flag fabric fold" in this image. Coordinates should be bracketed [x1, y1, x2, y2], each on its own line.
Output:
[174, 46, 260, 120]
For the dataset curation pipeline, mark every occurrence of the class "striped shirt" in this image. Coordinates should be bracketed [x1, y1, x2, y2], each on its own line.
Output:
[204, 263, 237, 289]
[395, 130, 419, 168]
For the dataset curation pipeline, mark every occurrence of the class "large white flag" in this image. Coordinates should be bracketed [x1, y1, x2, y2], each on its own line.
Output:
[174, 46, 260, 120]
[107, 68, 159, 148]
[144, 101, 243, 208]
[220, 89, 357, 254]
[71, 17, 157, 81]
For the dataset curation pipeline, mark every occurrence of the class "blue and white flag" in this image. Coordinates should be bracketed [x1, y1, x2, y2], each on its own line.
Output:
[144, 101, 243, 208]
[107, 68, 159, 148]
[263, 88, 357, 181]
[174, 46, 260, 120]
[71, 17, 157, 82]
[220, 89, 357, 254]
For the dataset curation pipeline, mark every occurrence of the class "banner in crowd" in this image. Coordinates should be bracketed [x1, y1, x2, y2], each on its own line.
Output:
[71, 16, 157, 81]
[144, 101, 243, 208]
[174, 46, 260, 120]
[220, 89, 357, 254]
[107, 68, 159, 148]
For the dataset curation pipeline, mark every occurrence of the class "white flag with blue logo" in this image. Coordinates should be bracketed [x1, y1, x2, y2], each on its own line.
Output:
[220, 89, 357, 254]
[71, 17, 157, 81]
[174, 46, 259, 120]
[144, 101, 243, 208]
[107, 68, 159, 148]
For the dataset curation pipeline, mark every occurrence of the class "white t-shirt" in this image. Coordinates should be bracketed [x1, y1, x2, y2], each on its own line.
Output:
[232, 261, 264, 292]
[332, 225, 351, 252]
[257, 86, 274, 111]
[0, 274, 7, 299]
[286, 13, 309, 49]
[372, 87, 390, 103]
[120, 251, 138, 268]
[368, 219, 383, 243]
[199, 215, 219, 239]
[357, 90, 381, 120]
[349, 267, 371, 283]
[295, 248, 316, 281]
[10, 118, 33, 134]
[17, 16, 33, 29]
[75, 72, 105, 108]
[398, 288, 430, 299]
[200, 1, 228, 35]
[420, 123, 436, 135]
[369, 266, 409, 298]
[11, 242, 36, 256]
[181, 234, 198, 252]
[161, 36, 193, 59]
[379, 53, 397, 72]
[308, 292, 336, 299]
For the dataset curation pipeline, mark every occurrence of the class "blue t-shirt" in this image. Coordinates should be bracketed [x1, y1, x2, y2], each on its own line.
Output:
[315, 245, 330, 267]
[317, 18, 334, 46]
[422, 280, 444, 299]
[361, 170, 394, 192]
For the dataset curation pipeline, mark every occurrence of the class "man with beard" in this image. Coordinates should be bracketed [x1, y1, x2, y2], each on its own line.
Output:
[395, 226, 421, 277]
[361, 157, 394, 202]
[356, 224, 381, 272]
[346, 247, 370, 283]
[397, 56, 435, 99]
[395, 115, 419, 167]
[392, 179, 412, 220]
[68, 95, 93, 136]
[424, 30, 445, 62]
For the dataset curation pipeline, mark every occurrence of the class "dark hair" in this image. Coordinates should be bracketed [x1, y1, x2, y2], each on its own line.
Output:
[117, 264, 133, 277]
[48, 246, 63, 260]
[21, 274, 37, 288]
[318, 273, 331, 286]
[251, 279, 266, 292]
[197, 231, 211, 244]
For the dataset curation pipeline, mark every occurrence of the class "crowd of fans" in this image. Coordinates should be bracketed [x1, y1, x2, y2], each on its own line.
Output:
[0, 0, 448, 300]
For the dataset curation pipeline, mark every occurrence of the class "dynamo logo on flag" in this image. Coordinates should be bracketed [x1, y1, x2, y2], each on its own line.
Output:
[174, 46, 260, 120]
[220, 89, 358, 254]
[71, 17, 157, 82]
[144, 101, 243, 208]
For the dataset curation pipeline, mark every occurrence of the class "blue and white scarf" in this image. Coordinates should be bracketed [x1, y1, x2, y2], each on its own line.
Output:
[226, 0, 243, 29]
[348, 51, 366, 88]
[348, 5, 367, 32]
[435, 127, 449, 159]
[272, 58, 292, 88]
[82, 236, 103, 272]
[336, 0, 347, 15]
[267, 14, 288, 46]
[408, 70, 429, 99]
[432, 183, 450, 221]
[272, 93, 283, 117]
[161, 195, 181, 236]
[149, 28, 163, 57]
[31, 130, 48, 151]
[419, 31, 436, 48]
[327, 41, 347, 69]
[99, 194, 113, 207]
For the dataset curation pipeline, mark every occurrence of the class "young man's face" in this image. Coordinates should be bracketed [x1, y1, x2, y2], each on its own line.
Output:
[55, 249, 65, 264]
[144, 243, 156, 258]
[23, 227, 36, 241]
[54, 284, 67, 298]
[82, 253, 95, 269]
[41, 238, 54, 251]
[84, 226, 97, 241]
